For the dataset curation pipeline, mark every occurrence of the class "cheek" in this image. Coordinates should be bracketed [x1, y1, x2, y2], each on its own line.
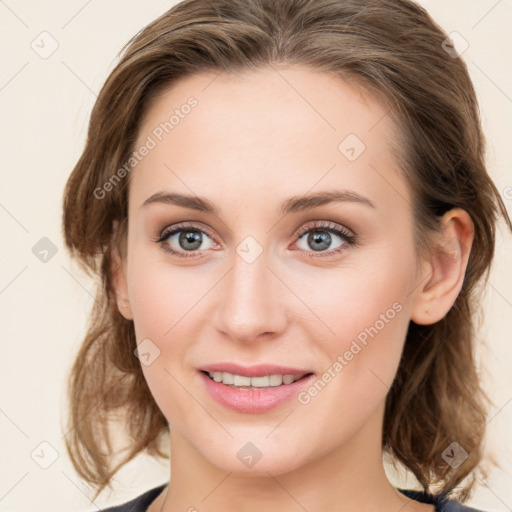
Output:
[303, 249, 414, 344]
[126, 256, 202, 421]
[125, 245, 217, 404]
[295, 244, 416, 397]
[126, 243, 207, 339]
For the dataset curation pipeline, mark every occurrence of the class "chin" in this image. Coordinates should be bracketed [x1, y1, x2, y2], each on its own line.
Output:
[195, 433, 310, 476]
[221, 454, 302, 476]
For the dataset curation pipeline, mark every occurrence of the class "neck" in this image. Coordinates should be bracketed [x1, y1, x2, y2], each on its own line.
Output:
[156, 404, 412, 512]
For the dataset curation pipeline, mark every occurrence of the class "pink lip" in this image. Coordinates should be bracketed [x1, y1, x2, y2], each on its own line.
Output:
[199, 362, 311, 378]
[198, 371, 315, 414]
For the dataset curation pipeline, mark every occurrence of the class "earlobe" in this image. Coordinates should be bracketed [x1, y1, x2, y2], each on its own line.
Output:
[110, 237, 133, 321]
[410, 209, 474, 325]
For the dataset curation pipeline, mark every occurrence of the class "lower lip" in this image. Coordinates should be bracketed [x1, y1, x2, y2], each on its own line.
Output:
[199, 371, 315, 413]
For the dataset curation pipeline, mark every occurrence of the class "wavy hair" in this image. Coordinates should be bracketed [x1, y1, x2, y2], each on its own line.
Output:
[62, 0, 511, 502]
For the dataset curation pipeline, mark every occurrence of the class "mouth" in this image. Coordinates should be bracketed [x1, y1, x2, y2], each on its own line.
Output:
[197, 362, 316, 412]
[198, 369, 316, 413]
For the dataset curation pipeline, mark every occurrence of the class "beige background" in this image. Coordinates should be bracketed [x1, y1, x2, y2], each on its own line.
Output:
[1, 1, 511, 511]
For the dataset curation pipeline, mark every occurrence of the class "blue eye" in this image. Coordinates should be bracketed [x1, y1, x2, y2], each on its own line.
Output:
[156, 224, 217, 258]
[154, 220, 356, 259]
[292, 221, 356, 257]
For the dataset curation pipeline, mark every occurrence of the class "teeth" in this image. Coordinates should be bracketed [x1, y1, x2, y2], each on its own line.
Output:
[233, 374, 251, 386]
[208, 371, 305, 387]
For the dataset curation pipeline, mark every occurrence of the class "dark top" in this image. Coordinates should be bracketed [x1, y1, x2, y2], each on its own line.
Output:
[99, 483, 485, 512]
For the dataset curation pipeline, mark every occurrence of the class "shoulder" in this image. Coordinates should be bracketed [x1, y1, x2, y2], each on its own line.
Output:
[397, 488, 487, 512]
[99, 484, 167, 512]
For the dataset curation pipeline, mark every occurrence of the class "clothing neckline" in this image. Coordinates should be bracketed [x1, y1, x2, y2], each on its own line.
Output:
[397, 487, 448, 512]
[135, 484, 447, 511]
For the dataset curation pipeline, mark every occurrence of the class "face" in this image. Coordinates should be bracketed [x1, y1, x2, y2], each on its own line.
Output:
[116, 66, 425, 475]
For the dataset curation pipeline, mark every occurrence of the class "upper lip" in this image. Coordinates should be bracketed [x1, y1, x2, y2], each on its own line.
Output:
[199, 362, 314, 378]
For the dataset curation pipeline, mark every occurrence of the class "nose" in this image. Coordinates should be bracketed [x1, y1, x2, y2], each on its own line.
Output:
[213, 245, 288, 344]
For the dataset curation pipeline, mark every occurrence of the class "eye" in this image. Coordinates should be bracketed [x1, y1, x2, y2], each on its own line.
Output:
[292, 221, 356, 257]
[154, 220, 357, 259]
[155, 223, 219, 258]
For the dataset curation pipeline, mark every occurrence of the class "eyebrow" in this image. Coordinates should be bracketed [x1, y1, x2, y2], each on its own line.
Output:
[141, 190, 376, 215]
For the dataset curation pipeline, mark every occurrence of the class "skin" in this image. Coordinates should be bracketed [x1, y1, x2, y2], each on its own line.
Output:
[111, 66, 474, 512]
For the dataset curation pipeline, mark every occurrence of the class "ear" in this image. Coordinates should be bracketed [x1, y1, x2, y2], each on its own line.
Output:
[110, 221, 133, 321]
[410, 208, 474, 325]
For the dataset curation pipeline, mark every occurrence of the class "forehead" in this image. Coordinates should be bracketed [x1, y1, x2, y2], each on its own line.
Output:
[136, 65, 395, 149]
[129, 65, 408, 215]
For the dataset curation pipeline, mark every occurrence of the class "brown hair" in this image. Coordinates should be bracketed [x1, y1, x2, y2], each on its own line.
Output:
[62, 0, 511, 502]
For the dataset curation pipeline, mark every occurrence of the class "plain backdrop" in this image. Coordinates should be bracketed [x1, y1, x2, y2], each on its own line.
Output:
[1, 1, 511, 511]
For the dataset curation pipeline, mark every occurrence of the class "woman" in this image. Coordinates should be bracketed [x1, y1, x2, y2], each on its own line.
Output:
[62, 0, 511, 511]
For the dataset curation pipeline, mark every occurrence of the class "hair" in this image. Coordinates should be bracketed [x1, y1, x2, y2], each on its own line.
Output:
[62, 0, 511, 503]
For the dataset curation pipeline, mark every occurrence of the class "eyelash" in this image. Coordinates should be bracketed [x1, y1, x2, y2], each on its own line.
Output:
[153, 220, 357, 259]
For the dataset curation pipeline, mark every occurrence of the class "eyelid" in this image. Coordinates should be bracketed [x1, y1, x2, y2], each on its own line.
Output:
[156, 221, 217, 242]
[154, 219, 357, 258]
[294, 220, 355, 241]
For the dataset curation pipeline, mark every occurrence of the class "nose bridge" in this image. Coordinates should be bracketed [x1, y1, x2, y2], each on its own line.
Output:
[214, 239, 286, 342]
